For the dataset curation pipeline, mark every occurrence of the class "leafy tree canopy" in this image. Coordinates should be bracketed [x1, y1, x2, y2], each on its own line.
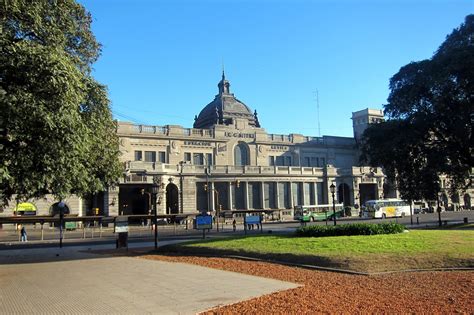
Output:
[361, 15, 474, 201]
[0, 0, 122, 205]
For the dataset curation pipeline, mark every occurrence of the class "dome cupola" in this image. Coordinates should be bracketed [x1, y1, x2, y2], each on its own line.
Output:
[193, 72, 260, 129]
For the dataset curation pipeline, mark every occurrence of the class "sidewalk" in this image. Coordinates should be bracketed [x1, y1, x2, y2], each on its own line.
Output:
[0, 242, 299, 314]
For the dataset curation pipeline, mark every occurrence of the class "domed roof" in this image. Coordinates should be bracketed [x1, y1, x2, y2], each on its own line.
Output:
[193, 72, 260, 129]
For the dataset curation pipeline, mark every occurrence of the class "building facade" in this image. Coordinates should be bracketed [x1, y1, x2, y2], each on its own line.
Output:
[112, 73, 392, 218]
[1, 73, 472, 217]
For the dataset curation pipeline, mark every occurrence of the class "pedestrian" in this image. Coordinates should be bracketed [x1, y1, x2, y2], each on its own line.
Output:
[20, 226, 27, 242]
[232, 219, 236, 232]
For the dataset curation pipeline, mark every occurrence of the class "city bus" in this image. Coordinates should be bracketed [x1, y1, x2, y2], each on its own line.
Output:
[362, 199, 410, 219]
[294, 204, 344, 222]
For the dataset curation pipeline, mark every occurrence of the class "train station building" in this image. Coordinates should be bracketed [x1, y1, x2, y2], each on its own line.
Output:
[108, 73, 392, 219]
[1, 73, 472, 217]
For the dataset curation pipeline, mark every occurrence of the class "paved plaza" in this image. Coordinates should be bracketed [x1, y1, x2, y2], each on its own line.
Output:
[0, 243, 299, 314]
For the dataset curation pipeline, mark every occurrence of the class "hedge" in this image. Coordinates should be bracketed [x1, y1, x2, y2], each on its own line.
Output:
[295, 222, 405, 237]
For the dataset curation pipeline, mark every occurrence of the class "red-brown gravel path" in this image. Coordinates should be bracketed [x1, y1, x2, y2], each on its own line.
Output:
[142, 254, 474, 314]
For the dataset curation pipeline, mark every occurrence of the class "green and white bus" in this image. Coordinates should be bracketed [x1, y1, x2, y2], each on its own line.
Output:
[362, 199, 410, 219]
[294, 204, 344, 222]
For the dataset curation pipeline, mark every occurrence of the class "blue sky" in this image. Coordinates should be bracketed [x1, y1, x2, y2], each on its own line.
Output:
[79, 0, 473, 137]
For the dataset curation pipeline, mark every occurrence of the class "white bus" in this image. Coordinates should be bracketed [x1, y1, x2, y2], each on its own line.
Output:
[363, 199, 410, 219]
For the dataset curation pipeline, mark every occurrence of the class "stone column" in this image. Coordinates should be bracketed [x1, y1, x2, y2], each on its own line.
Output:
[244, 182, 249, 210]
[303, 182, 308, 205]
[228, 182, 233, 210]
[275, 182, 280, 209]
[261, 182, 265, 209]
[289, 181, 294, 208]
[313, 182, 318, 205]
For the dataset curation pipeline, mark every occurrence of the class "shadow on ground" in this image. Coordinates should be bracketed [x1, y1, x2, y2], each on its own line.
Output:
[152, 243, 350, 271]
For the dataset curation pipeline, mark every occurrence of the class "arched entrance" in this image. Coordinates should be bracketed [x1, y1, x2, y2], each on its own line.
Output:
[166, 183, 179, 214]
[234, 142, 249, 166]
[464, 194, 471, 210]
[337, 183, 351, 206]
[50, 202, 70, 215]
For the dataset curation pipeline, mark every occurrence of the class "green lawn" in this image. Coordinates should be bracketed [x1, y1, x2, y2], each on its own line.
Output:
[163, 229, 474, 272]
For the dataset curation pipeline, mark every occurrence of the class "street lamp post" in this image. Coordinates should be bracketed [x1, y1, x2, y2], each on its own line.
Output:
[330, 183, 337, 226]
[205, 161, 210, 215]
[204, 184, 220, 232]
[152, 177, 160, 250]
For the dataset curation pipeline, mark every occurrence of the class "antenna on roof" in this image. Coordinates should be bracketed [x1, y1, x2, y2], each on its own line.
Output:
[314, 89, 321, 137]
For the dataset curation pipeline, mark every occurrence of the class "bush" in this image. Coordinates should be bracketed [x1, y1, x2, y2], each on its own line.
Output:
[296, 223, 405, 237]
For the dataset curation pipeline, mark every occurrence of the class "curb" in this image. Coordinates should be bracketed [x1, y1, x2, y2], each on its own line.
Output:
[188, 253, 474, 276]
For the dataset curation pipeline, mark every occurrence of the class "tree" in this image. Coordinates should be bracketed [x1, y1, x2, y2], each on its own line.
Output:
[361, 120, 441, 204]
[361, 15, 474, 202]
[0, 0, 122, 205]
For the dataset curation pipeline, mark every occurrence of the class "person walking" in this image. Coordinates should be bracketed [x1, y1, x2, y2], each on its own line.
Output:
[20, 226, 27, 242]
[232, 219, 236, 232]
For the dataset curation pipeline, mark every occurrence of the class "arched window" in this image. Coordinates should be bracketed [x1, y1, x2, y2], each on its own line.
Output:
[234, 142, 249, 166]
[166, 183, 180, 214]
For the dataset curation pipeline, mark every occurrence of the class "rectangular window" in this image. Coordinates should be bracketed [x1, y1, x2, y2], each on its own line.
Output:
[214, 182, 229, 210]
[311, 157, 318, 167]
[285, 156, 292, 166]
[264, 182, 277, 209]
[269, 156, 275, 166]
[144, 151, 156, 162]
[278, 182, 291, 209]
[158, 151, 166, 163]
[316, 182, 324, 204]
[195, 183, 208, 212]
[248, 182, 262, 209]
[134, 151, 142, 161]
[320, 157, 326, 166]
[304, 157, 311, 167]
[193, 153, 204, 165]
[232, 183, 245, 210]
[309, 183, 316, 205]
[184, 152, 191, 163]
[275, 156, 284, 166]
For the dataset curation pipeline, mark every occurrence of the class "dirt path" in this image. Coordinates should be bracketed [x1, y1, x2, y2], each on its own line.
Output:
[142, 254, 474, 314]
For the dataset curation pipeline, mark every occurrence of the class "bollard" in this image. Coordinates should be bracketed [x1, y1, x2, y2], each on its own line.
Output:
[464, 217, 468, 224]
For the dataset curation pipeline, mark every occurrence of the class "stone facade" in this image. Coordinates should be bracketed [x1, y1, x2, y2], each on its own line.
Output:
[1, 73, 471, 218]
[114, 74, 392, 218]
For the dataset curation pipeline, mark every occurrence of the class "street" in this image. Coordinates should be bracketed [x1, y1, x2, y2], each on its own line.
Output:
[0, 210, 472, 246]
